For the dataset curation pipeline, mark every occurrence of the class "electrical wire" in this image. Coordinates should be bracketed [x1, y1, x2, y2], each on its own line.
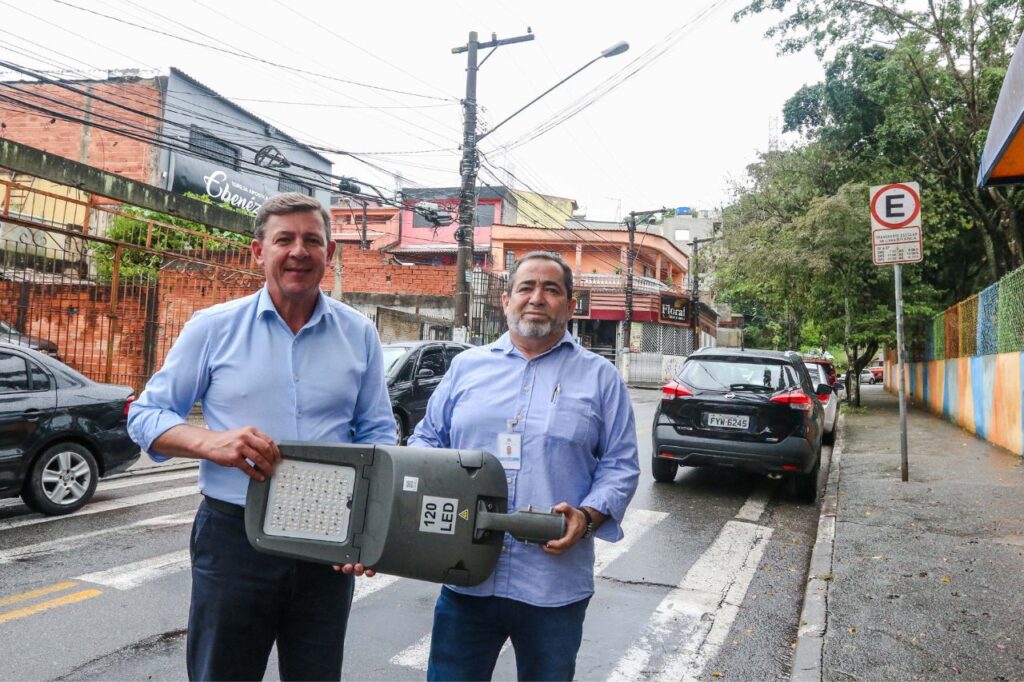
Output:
[50, 0, 455, 102]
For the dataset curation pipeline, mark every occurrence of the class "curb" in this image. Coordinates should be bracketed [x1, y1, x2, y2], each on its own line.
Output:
[790, 413, 843, 682]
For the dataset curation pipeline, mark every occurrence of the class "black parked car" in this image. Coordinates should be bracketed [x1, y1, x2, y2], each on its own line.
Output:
[0, 319, 60, 358]
[0, 343, 140, 515]
[383, 340, 471, 443]
[651, 347, 829, 502]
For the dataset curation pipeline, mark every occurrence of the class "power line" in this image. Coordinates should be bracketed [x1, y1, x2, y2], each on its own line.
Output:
[493, 0, 730, 152]
[50, 0, 455, 102]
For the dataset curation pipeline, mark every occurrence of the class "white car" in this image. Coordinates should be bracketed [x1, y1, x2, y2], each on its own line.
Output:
[805, 363, 838, 445]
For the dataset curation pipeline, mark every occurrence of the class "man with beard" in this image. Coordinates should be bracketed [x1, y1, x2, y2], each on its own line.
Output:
[408, 251, 639, 681]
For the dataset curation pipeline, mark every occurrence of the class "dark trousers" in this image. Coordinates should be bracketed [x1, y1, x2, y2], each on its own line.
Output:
[427, 587, 591, 682]
[187, 498, 355, 681]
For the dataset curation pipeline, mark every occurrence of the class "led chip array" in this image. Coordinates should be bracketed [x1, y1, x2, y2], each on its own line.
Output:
[263, 460, 356, 543]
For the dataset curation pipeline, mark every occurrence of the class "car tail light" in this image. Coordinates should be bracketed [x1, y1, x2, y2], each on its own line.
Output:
[124, 395, 136, 417]
[816, 393, 830, 404]
[770, 389, 813, 411]
[661, 381, 693, 400]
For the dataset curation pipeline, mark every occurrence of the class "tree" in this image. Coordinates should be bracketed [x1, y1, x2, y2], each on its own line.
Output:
[737, 0, 1024, 283]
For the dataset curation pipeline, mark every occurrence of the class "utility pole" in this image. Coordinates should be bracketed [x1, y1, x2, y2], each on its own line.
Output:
[623, 212, 636, 351]
[360, 201, 368, 250]
[451, 30, 535, 342]
[688, 236, 719, 352]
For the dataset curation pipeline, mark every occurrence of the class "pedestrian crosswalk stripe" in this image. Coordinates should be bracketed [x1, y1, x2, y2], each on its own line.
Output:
[76, 549, 191, 590]
[0, 486, 198, 531]
[607, 520, 773, 682]
[0, 512, 194, 565]
[389, 506, 668, 671]
[734, 481, 775, 522]
[98, 470, 198, 492]
[353, 574, 400, 603]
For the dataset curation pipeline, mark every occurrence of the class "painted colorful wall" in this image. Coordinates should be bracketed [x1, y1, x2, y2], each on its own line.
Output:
[885, 353, 1024, 455]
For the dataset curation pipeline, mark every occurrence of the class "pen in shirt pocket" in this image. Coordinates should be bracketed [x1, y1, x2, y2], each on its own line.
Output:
[551, 383, 561, 403]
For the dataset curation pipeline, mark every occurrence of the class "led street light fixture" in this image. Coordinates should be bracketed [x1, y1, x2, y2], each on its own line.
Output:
[245, 442, 566, 586]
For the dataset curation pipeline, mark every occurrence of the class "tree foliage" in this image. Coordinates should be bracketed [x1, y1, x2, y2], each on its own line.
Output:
[714, 0, 1024, 402]
[91, 193, 251, 283]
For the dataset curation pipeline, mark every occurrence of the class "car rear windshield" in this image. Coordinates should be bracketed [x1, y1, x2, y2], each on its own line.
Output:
[679, 357, 801, 392]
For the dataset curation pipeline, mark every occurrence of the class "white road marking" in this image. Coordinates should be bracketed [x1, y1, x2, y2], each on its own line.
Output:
[594, 509, 669, 574]
[76, 549, 192, 590]
[0, 486, 199, 531]
[607, 520, 773, 682]
[97, 470, 198, 492]
[390, 507, 667, 671]
[733, 482, 775, 523]
[353, 574, 400, 603]
[390, 634, 432, 669]
[0, 511, 195, 565]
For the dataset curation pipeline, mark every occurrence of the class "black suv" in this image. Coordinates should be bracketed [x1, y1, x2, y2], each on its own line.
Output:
[383, 341, 471, 443]
[0, 343, 140, 515]
[651, 347, 829, 502]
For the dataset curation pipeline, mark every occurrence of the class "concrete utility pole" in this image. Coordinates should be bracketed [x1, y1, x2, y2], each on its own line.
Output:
[688, 236, 719, 352]
[451, 31, 535, 342]
[624, 213, 636, 350]
[450, 35, 628, 342]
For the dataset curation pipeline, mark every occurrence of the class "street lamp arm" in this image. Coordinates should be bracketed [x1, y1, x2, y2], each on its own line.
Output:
[479, 41, 629, 142]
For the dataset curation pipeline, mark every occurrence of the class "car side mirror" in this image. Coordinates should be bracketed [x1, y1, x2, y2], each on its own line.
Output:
[416, 368, 435, 379]
[816, 383, 833, 395]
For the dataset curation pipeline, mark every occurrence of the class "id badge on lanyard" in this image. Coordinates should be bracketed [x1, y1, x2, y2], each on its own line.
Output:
[496, 417, 522, 470]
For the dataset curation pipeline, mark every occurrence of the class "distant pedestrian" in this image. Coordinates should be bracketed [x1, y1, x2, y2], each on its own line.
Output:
[410, 251, 640, 681]
[128, 192, 395, 681]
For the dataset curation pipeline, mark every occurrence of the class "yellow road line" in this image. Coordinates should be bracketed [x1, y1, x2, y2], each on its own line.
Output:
[0, 588, 102, 624]
[0, 581, 79, 607]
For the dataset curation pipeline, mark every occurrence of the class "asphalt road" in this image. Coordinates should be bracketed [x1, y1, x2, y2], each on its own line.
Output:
[0, 388, 827, 681]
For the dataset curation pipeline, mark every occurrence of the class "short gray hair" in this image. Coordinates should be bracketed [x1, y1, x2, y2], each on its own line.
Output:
[254, 192, 331, 242]
[506, 251, 573, 302]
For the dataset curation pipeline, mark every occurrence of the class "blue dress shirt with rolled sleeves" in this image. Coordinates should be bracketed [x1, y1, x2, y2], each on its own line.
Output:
[409, 331, 639, 607]
[127, 287, 396, 507]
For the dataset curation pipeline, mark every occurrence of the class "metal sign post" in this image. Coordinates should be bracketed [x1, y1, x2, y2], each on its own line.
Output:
[894, 264, 909, 482]
[870, 182, 924, 482]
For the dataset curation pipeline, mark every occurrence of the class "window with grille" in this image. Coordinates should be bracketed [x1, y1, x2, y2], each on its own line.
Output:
[278, 176, 313, 195]
[505, 250, 516, 271]
[189, 127, 240, 170]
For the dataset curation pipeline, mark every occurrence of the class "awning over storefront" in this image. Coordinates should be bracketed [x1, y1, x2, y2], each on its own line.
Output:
[979, 30, 1024, 187]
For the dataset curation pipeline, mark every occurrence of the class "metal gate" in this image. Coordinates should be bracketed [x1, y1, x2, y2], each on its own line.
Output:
[469, 270, 508, 345]
[0, 171, 262, 392]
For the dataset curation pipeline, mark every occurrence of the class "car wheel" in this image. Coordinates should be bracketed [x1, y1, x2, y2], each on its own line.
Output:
[22, 442, 98, 516]
[793, 455, 821, 504]
[651, 456, 678, 483]
[394, 411, 406, 445]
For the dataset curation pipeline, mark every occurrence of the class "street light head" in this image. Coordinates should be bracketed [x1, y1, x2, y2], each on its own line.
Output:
[601, 41, 629, 59]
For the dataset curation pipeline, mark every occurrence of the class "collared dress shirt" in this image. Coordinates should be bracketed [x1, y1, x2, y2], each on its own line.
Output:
[409, 331, 639, 607]
[128, 287, 396, 506]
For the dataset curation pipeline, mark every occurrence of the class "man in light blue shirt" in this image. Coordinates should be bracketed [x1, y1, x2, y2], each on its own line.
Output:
[128, 193, 394, 681]
[409, 252, 639, 681]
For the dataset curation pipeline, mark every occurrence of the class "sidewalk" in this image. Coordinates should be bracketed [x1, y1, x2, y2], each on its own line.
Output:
[794, 386, 1024, 681]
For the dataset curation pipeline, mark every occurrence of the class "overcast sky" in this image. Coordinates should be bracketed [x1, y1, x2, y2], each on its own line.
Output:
[1, 0, 824, 222]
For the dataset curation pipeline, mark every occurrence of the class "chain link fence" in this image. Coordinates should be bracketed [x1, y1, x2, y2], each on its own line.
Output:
[920, 264, 1024, 360]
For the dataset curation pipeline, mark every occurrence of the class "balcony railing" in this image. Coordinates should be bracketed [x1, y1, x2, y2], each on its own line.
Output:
[493, 270, 677, 293]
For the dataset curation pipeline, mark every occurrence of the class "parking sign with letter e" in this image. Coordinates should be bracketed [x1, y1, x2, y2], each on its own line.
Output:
[870, 182, 924, 265]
